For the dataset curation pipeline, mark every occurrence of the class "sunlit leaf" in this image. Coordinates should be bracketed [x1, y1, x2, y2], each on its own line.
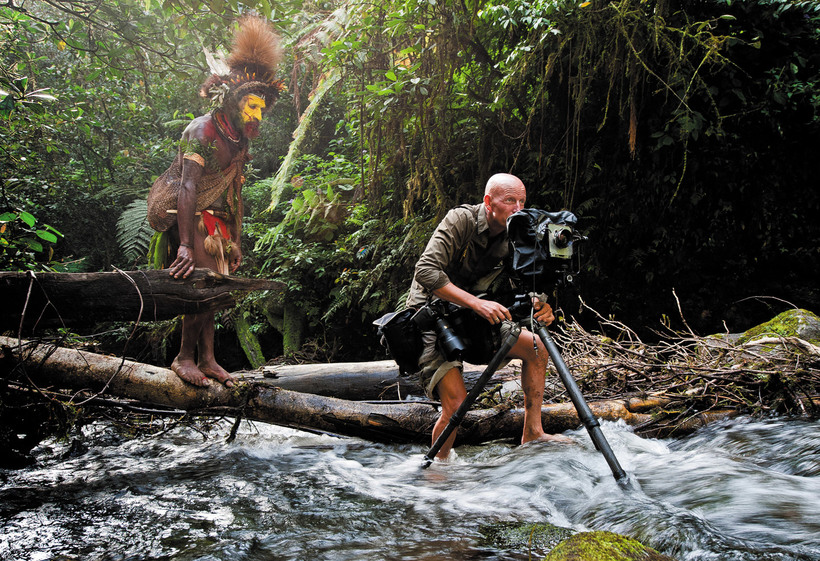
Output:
[19, 211, 36, 227]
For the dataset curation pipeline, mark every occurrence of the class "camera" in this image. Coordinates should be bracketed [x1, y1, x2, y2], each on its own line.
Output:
[507, 209, 586, 289]
[411, 300, 467, 361]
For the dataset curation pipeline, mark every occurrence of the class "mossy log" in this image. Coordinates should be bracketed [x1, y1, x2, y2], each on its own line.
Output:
[0, 268, 283, 331]
[0, 336, 738, 444]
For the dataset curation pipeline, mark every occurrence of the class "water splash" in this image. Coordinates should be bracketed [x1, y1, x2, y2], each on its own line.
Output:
[1, 417, 818, 561]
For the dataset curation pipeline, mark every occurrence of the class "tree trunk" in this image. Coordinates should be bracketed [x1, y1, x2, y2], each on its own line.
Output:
[0, 336, 739, 444]
[234, 313, 266, 369]
[256, 361, 522, 401]
[0, 268, 283, 331]
[282, 301, 306, 355]
[257, 360, 423, 400]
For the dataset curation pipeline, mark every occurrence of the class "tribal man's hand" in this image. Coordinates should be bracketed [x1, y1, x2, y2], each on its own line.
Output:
[229, 245, 242, 273]
[169, 245, 196, 279]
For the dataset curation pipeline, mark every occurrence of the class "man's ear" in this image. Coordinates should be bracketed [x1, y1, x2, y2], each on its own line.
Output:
[483, 193, 492, 211]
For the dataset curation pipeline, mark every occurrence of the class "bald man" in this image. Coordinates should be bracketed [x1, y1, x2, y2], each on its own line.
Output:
[407, 173, 571, 460]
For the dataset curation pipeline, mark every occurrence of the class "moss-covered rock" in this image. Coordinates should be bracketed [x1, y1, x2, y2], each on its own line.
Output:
[737, 309, 820, 346]
[479, 521, 574, 554]
[543, 531, 677, 561]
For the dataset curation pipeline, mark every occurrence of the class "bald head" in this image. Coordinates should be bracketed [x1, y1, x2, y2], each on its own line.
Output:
[483, 173, 527, 235]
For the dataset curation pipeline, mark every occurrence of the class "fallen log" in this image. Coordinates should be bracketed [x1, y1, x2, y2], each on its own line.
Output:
[256, 360, 422, 400]
[0, 336, 739, 444]
[0, 268, 283, 331]
[254, 360, 519, 401]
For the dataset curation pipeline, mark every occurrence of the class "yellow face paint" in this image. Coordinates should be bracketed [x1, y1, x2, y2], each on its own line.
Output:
[239, 94, 266, 125]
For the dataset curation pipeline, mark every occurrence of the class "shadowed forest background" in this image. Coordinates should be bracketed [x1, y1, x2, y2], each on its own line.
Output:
[2, 0, 818, 370]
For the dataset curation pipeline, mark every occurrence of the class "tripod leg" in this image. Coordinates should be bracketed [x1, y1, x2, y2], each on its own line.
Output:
[534, 325, 628, 484]
[422, 324, 521, 467]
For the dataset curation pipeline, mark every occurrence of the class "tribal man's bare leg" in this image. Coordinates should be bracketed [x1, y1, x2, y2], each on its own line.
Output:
[196, 312, 235, 387]
[172, 312, 210, 387]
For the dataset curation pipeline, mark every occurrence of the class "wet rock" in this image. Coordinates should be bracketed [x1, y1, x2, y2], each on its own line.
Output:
[479, 521, 574, 554]
[543, 531, 678, 561]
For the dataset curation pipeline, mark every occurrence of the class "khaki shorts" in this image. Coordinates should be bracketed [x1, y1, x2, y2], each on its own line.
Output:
[417, 323, 513, 399]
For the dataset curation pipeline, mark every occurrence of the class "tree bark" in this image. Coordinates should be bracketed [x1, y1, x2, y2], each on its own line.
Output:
[0, 336, 739, 444]
[0, 268, 283, 331]
[255, 361, 523, 401]
[257, 360, 422, 400]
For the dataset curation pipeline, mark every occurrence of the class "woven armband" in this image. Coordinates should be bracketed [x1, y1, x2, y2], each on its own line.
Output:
[183, 153, 206, 167]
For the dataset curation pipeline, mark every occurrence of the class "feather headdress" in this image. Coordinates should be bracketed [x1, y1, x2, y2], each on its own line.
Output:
[200, 16, 284, 109]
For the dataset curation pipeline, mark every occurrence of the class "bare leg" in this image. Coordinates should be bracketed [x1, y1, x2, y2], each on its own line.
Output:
[171, 222, 234, 388]
[431, 367, 467, 460]
[510, 332, 573, 445]
[196, 313, 235, 387]
[172, 313, 210, 387]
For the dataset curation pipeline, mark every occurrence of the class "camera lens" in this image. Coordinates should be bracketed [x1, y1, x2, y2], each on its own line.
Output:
[435, 317, 467, 361]
[552, 228, 572, 249]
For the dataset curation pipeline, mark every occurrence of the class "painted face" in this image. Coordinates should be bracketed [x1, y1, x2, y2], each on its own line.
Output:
[240, 94, 266, 124]
[239, 94, 266, 139]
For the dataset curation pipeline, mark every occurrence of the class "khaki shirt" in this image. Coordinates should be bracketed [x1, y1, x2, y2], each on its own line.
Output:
[406, 203, 510, 308]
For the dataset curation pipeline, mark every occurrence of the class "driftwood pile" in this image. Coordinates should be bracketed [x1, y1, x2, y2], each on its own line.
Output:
[540, 306, 820, 429]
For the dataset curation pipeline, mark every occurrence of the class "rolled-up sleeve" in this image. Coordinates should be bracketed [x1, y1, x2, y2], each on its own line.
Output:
[413, 208, 473, 291]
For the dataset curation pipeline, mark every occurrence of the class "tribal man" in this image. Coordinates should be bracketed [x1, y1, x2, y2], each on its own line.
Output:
[147, 16, 282, 387]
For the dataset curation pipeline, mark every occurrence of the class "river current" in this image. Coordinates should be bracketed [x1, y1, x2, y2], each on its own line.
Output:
[1, 416, 818, 561]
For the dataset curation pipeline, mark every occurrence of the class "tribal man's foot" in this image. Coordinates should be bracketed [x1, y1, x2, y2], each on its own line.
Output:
[171, 358, 210, 387]
[198, 360, 236, 387]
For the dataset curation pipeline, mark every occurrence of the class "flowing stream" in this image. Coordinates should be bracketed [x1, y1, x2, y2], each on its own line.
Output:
[1, 416, 818, 561]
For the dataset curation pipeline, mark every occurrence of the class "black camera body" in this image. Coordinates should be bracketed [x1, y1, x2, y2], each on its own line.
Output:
[506, 208, 586, 290]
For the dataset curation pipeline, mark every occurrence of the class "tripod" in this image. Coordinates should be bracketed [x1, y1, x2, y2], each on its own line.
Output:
[422, 313, 628, 485]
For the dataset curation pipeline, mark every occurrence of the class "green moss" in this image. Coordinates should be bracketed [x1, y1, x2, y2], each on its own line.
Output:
[543, 531, 677, 561]
[234, 313, 266, 369]
[282, 301, 306, 355]
[737, 309, 820, 346]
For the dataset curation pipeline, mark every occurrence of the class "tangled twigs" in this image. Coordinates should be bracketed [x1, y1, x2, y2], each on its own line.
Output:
[544, 316, 820, 424]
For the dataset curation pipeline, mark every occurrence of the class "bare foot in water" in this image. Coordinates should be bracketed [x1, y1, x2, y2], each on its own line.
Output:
[171, 357, 210, 387]
[198, 360, 235, 387]
[522, 433, 574, 446]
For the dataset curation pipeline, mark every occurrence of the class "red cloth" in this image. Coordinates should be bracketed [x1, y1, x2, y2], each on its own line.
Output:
[202, 211, 229, 238]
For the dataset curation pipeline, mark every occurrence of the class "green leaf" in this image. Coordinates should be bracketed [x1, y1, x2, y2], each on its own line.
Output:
[19, 211, 36, 227]
[23, 238, 43, 252]
[0, 212, 17, 222]
[36, 230, 58, 243]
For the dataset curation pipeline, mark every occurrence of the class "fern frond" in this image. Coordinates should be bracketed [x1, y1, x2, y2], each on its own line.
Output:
[117, 199, 155, 264]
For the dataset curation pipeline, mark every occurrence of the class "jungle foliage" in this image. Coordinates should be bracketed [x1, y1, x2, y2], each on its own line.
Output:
[1, 0, 818, 367]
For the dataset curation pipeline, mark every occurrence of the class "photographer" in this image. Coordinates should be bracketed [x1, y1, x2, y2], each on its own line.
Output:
[407, 173, 572, 461]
